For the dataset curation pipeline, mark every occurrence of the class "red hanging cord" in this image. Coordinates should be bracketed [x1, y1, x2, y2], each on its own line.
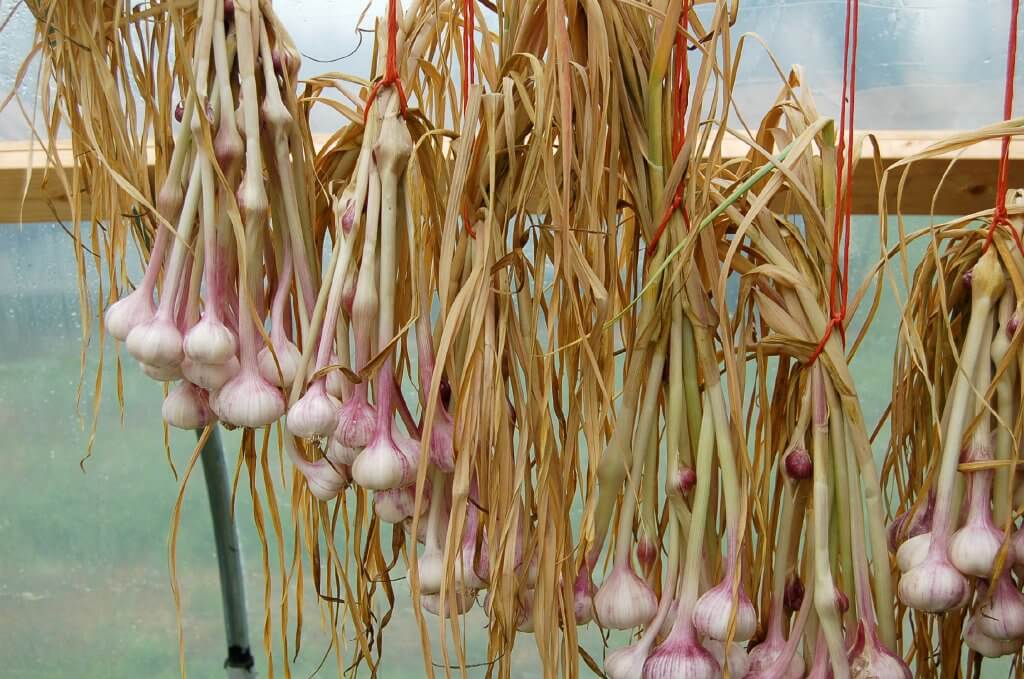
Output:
[364, 0, 408, 121]
[808, 0, 859, 365]
[649, 2, 692, 252]
[983, 0, 1022, 253]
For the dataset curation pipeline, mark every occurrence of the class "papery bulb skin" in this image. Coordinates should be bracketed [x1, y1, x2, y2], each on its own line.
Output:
[301, 459, 348, 501]
[895, 532, 931, 573]
[889, 498, 934, 554]
[286, 383, 340, 439]
[705, 640, 749, 677]
[975, 575, 1024, 641]
[142, 361, 184, 382]
[162, 382, 214, 430]
[326, 437, 360, 466]
[417, 548, 444, 595]
[184, 317, 237, 365]
[783, 574, 805, 614]
[257, 339, 301, 388]
[516, 589, 536, 632]
[104, 289, 156, 341]
[847, 623, 912, 679]
[950, 521, 1006, 578]
[373, 486, 420, 523]
[784, 446, 813, 480]
[692, 580, 758, 642]
[637, 537, 658, 572]
[421, 590, 476, 618]
[593, 564, 658, 630]
[965, 618, 1024, 658]
[604, 642, 653, 679]
[126, 315, 183, 368]
[746, 639, 805, 678]
[214, 370, 285, 428]
[898, 553, 969, 613]
[642, 635, 721, 679]
[182, 356, 239, 391]
[351, 431, 417, 490]
[573, 565, 595, 625]
[335, 396, 376, 448]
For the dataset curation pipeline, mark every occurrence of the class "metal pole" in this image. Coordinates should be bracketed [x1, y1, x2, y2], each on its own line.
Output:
[197, 426, 256, 678]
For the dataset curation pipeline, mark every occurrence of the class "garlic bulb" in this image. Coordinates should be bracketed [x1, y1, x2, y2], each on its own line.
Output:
[593, 563, 658, 630]
[286, 382, 340, 439]
[420, 590, 475, 617]
[605, 641, 653, 679]
[642, 634, 721, 679]
[846, 622, 912, 679]
[417, 545, 444, 595]
[705, 640, 749, 678]
[126, 315, 184, 368]
[104, 288, 156, 342]
[965, 617, 1023, 658]
[214, 370, 285, 428]
[162, 381, 214, 430]
[142, 361, 184, 382]
[257, 337, 301, 388]
[351, 429, 418, 490]
[692, 579, 757, 642]
[573, 565, 595, 625]
[326, 437, 360, 466]
[183, 316, 237, 364]
[898, 552, 969, 613]
[949, 520, 1006, 578]
[895, 532, 931, 573]
[373, 486, 419, 524]
[300, 459, 348, 501]
[975, 575, 1024, 641]
[182, 356, 240, 391]
[746, 639, 804, 679]
[335, 395, 377, 449]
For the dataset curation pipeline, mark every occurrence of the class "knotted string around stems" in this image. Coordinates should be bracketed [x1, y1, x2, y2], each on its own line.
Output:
[808, 0, 860, 365]
[364, 0, 408, 121]
[649, 1, 692, 252]
[983, 0, 1023, 255]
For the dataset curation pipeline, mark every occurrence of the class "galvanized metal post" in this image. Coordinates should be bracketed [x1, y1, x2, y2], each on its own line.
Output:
[197, 427, 256, 678]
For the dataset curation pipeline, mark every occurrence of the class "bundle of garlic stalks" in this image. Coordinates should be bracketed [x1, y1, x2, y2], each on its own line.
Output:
[880, 122, 1024, 674]
[16, 0, 932, 677]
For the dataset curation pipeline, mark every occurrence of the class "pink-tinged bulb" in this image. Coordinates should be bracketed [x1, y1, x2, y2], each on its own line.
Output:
[428, 413, 456, 472]
[516, 589, 536, 633]
[184, 316, 237, 365]
[692, 579, 758, 642]
[214, 370, 285, 428]
[326, 437, 360, 466]
[605, 641, 654, 679]
[642, 636, 721, 679]
[104, 288, 156, 342]
[300, 459, 348, 501]
[351, 429, 419, 490]
[257, 339, 301, 388]
[834, 588, 849, 614]
[182, 356, 239, 391]
[705, 640, 748, 677]
[421, 590, 476, 618]
[898, 552, 969, 613]
[888, 496, 934, 553]
[847, 622, 912, 679]
[950, 521, 1006, 578]
[593, 564, 658, 630]
[783, 574, 805, 614]
[373, 486, 423, 524]
[142, 361, 184, 382]
[174, 100, 184, 123]
[286, 383, 340, 439]
[1008, 314, 1021, 337]
[334, 396, 376, 449]
[746, 639, 805, 678]
[417, 545, 444, 595]
[637, 537, 658, 572]
[975, 575, 1024, 641]
[672, 466, 697, 495]
[573, 565, 596, 625]
[162, 381, 214, 430]
[965, 617, 1024, 658]
[325, 362, 346, 399]
[214, 122, 243, 173]
[455, 544, 488, 591]
[126, 315, 183, 368]
[1012, 528, 1024, 566]
[896, 532, 931, 573]
[784, 446, 813, 480]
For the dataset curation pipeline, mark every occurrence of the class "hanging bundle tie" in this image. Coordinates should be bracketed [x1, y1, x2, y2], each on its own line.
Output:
[983, 0, 1023, 255]
[808, 0, 860, 365]
[364, 0, 408, 122]
[649, 2, 692, 252]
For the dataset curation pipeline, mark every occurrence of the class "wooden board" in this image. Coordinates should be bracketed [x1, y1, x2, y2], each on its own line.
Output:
[0, 131, 1020, 223]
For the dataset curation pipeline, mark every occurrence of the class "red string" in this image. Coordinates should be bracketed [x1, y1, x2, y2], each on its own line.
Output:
[983, 0, 1021, 253]
[364, 0, 408, 121]
[808, 0, 859, 365]
[649, 2, 692, 252]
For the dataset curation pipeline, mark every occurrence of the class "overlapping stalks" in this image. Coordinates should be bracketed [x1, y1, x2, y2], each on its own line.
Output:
[18, 0, 1014, 677]
[881, 122, 1024, 673]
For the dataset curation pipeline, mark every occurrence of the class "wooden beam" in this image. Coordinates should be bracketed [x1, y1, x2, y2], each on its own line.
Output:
[1, 131, 1020, 223]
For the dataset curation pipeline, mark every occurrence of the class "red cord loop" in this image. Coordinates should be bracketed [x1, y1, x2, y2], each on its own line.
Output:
[983, 0, 1021, 254]
[364, 0, 408, 122]
[649, 2, 691, 253]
